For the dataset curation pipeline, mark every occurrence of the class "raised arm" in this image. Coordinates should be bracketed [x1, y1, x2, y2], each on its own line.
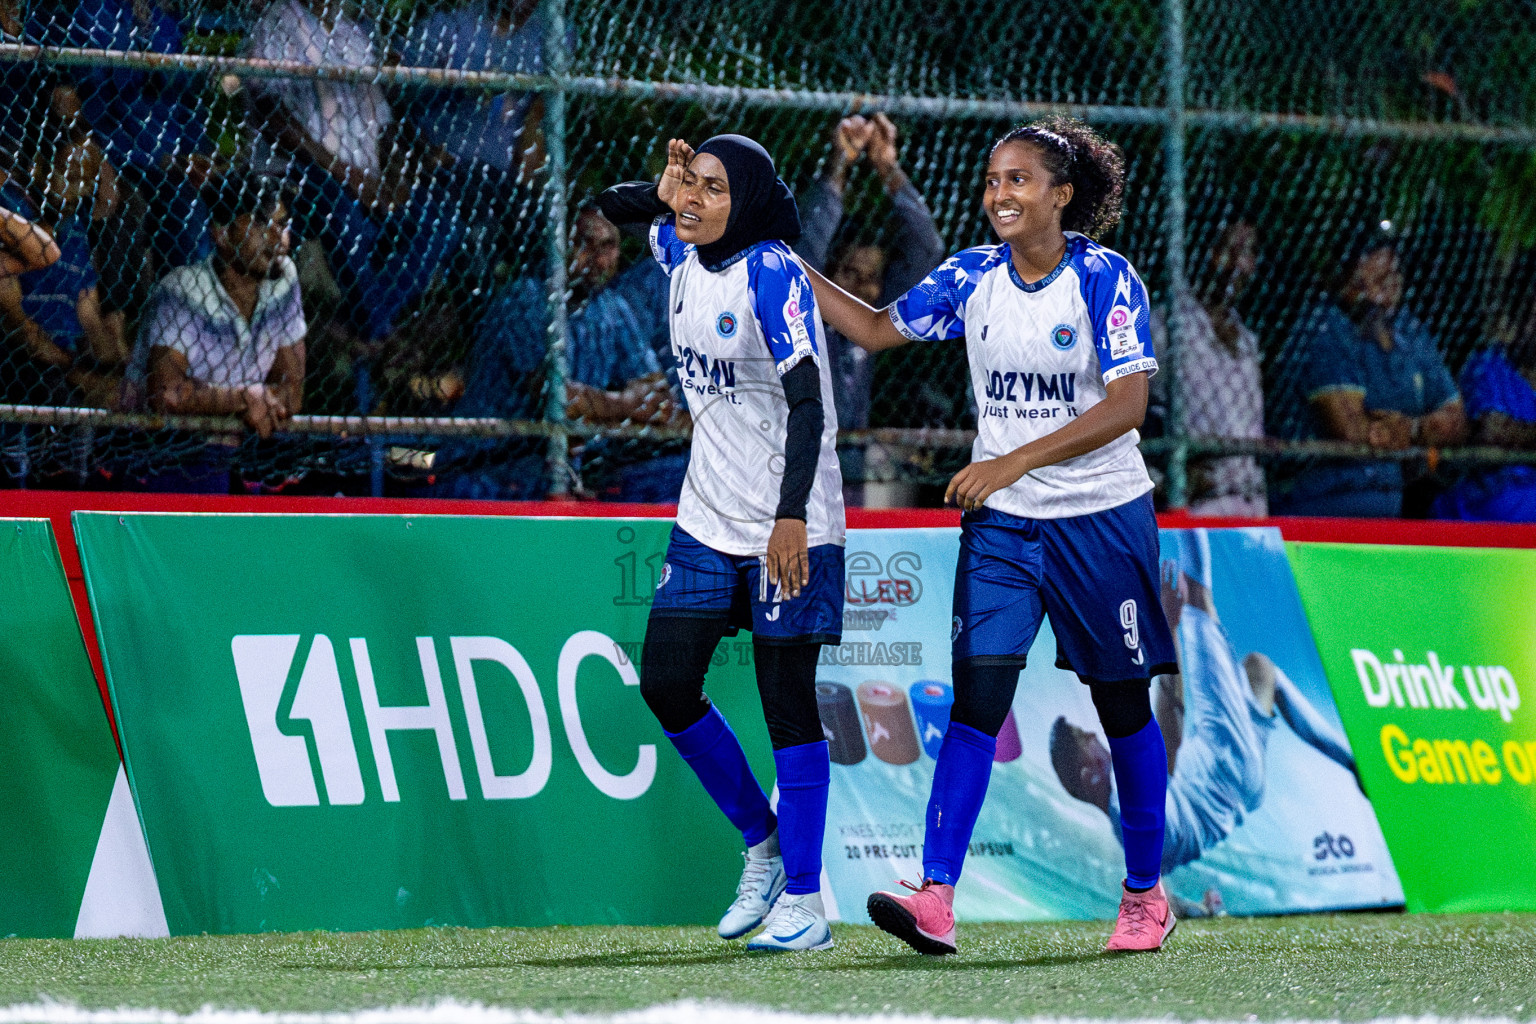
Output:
[595, 139, 694, 239]
[798, 118, 869, 271]
[866, 114, 946, 298]
[0, 206, 60, 276]
[803, 262, 909, 353]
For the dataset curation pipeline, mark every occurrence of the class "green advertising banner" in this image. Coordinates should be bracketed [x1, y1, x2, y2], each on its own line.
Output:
[0, 518, 165, 938]
[76, 513, 773, 935]
[1288, 541, 1536, 913]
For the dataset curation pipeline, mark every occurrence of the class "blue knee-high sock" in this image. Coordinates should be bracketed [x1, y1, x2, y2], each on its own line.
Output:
[922, 722, 997, 887]
[1108, 718, 1168, 889]
[773, 740, 830, 895]
[667, 705, 776, 847]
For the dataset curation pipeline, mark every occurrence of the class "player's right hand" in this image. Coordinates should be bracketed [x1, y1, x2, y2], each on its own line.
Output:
[766, 517, 810, 599]
[835, 117, 871, 163]
[657, 138, 694, 210]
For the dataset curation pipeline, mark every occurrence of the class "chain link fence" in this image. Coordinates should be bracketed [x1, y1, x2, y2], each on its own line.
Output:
[0, 0, 1533, 513]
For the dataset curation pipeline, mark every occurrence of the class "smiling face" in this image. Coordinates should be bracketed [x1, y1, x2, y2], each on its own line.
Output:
[674, 151, 731, 246]
[983, 140, 1072, 248]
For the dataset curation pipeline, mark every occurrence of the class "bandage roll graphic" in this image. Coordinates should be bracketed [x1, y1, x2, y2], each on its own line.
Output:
[857, 680, 920, 765]
[994, 707, 1022, 763]
[816, 681, 866, 765]
[909, 680, 953, 759]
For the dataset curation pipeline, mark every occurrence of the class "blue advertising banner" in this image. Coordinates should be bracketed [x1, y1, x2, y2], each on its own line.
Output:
[819, 527, 1403, 922]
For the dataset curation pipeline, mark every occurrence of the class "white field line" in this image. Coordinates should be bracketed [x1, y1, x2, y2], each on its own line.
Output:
[0, 1002, 1525, 1024]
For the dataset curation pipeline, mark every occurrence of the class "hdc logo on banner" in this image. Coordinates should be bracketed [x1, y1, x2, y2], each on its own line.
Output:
[75, 513, 775, 934]
[232, 632, 656, 806]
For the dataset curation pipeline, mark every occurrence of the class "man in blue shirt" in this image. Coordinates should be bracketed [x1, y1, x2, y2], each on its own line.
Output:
[45, 0, 215, 281]
[1273, 228, 1466, 517]
[439, 206, 683, 500]
[0, 163, 127, 411]
[397, 0, 545, 181]
[1433, 283, 1536, 521]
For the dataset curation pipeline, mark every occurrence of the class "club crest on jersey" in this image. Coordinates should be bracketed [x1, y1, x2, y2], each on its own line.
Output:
[657, 562, 673, 590]
[1050, 323, 1077, 350]
[716, 312, 738, 338]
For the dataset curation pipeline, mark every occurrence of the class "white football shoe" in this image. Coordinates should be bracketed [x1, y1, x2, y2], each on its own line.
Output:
[745, 891, 833, 952]
[718, 850, 787, 940]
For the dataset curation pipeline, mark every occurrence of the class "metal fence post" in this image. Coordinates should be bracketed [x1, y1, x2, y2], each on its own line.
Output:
[1162, 0, 1190, 511]
[542, 0, 572, 497]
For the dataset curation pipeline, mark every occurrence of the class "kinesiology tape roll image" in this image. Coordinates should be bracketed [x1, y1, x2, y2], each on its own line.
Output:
[857, 680, 920, 765]
[816, 680, 867, 765]
[909, 680, 953, 759]
[995, 707, 1023, 763]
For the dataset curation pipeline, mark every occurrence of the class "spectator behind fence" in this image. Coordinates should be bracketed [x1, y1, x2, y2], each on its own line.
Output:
[134, 173, 305, 493]
[0, 149, 127, 412]
[397, 0, 546, 220]
[1432, 280, 1536, 522]
[1153, 221, 1267, 516]
[796, 114, 945, 501]
[45, 0, 215, 285]
[439, 206, 681, 501]
[244, 0, 462, 379]
[1273, 225, 1467, 517]
[0, 0, 48, 159]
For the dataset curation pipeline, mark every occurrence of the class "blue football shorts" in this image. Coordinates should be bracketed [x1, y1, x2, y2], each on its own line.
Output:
[950, 493, 1176, 682]
[650, 525, 844, 645]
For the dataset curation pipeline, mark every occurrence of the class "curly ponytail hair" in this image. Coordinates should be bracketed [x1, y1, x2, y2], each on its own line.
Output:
[991, 116, 1125, 239]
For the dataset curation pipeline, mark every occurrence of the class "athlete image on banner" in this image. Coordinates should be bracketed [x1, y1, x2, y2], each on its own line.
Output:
[816, 526, 1404, 927]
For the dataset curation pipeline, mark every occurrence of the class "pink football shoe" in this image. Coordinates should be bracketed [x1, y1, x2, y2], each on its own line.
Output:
[866, 879, 957, 955]
[1105, 880, 1177, 951]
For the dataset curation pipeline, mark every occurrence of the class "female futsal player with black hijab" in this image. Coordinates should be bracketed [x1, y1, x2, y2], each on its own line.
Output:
[596, 135, 845, 952]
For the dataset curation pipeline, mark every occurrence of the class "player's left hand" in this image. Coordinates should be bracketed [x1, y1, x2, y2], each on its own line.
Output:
[945, 454, 1028, 512]
[766, 517, 809, 598]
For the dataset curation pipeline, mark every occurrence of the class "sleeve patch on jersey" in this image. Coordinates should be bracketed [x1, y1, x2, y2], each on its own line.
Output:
[1106, 303, 1143, 361]
[783, 275, 817, 365]
[1104, 357, 1158, 383]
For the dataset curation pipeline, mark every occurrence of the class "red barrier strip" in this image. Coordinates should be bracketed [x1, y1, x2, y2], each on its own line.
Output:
[5, 488, 1533, 743]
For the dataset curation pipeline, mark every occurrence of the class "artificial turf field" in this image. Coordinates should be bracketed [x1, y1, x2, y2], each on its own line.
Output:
[1, 913, 1534, 1023]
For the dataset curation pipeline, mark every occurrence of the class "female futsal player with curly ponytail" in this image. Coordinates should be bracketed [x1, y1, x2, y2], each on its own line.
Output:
[807, 116, 1179, 954]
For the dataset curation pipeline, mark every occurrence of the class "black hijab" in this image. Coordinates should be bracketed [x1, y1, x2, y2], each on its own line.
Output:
[694, 134, 802, 271]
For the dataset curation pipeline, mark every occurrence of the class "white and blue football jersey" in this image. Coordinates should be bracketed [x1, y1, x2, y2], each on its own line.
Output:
[650, 216, 846, 556]
[890, 232, 1157, 519]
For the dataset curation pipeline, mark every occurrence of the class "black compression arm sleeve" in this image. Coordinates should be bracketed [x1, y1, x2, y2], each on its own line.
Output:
[776, 359, 824, 522]
[594, 182, 672, 236]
